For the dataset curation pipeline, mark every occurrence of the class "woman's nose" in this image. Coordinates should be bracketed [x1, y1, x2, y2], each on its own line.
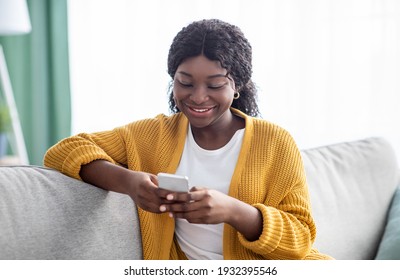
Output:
[190, 86, 209, 104]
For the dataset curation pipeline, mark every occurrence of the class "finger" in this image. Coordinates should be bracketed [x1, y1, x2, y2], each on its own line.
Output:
[185, 188, 210, 202]
[138, 201, 163, 213]
[157, 190, 192, 202]
[156, 187, 171, 198]
[155, 189, 182, 202]
[149, 173, 159, 185]
[189, 186, 206, 192]
[172, 211, 207, 224]
[161, 200, 199, 213]
[136, 190, 168, 212]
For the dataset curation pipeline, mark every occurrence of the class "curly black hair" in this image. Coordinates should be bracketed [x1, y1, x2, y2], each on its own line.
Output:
[167, 19, 260, 117]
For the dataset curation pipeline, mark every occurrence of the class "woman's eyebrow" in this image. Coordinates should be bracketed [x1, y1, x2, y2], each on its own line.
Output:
[176, 71, 228, 79]
[176, 71, 192, 77]
[207, 73, 229, 79]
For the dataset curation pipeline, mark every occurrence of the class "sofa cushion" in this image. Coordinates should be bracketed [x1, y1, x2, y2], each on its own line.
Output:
[301, 137, 399, 259]
[375, 186, 400, 260]
[0, 165, 142, 260]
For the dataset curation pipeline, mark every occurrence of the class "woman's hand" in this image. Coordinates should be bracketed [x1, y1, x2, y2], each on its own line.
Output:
[123, 170, 164, 213]
[80, 160, 172, 213]
[159, 187, 263, 241]
[160, 187, 235, 224]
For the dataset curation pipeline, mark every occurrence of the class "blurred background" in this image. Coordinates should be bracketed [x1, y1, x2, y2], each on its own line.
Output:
[0, 0, 399, 166]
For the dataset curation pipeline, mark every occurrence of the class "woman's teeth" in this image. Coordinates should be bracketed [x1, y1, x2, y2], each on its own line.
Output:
[191, 107, 212, 113]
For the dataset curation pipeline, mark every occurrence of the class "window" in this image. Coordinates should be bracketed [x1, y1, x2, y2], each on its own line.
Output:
[68, 0, 400, 161]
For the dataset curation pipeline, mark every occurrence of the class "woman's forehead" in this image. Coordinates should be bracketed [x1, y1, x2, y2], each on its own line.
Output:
[176, 55, 227, 77]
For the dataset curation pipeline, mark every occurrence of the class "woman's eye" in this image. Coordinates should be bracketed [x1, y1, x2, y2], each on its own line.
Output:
[208, 83, 226, 90]
[178, 81, 192, 87]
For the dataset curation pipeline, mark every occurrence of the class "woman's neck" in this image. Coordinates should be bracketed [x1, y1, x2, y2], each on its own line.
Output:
[190, 113, 245, 150]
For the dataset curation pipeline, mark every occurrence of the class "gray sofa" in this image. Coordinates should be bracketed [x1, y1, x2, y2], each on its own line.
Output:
[1, 137, 399, 260]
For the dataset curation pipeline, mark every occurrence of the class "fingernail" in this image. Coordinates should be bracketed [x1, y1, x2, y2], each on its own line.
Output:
[159, 205, 166, 212]
[167, 194, 174, 201]
[169, 212, 173, 218]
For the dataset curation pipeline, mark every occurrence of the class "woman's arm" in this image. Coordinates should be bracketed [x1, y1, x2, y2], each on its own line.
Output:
[44, 129, 169, 213]
[80, 159, 171, 214]
[80, 159, 138, 195]
[227, 197, 263, 241]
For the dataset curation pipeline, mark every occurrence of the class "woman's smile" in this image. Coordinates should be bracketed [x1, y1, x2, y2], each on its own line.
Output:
[185, 104, 217, 116]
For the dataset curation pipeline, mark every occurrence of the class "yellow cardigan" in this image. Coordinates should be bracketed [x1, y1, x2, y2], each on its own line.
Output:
[44, 108, 332, 260]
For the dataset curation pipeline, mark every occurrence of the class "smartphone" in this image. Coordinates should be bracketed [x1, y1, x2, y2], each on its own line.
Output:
[157, 172, 189, 192]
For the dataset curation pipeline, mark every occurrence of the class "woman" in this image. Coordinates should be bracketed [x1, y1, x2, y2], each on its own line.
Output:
[44, 19, 332, 260]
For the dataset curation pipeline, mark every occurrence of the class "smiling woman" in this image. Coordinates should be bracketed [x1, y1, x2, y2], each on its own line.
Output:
[46, 18, 333, 260]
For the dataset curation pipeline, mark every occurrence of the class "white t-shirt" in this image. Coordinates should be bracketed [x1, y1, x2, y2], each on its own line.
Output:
[174, 125, 245, 260]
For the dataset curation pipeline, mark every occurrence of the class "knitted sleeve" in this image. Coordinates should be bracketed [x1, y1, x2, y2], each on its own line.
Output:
[43, 113, 185, 181]
[43, 127, 128, 180]
[237, 126, 316, 259]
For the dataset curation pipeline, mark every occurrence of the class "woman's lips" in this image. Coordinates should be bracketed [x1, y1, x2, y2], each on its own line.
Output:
[189, 107, 214, 113]
[185, 104, 216, 116]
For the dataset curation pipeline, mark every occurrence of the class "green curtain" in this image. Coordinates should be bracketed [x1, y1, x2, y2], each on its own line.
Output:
[0, 0, 71, 165]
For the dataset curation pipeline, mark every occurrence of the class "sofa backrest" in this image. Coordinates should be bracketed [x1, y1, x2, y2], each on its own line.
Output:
[0, 166, 142, 260]
[302, 137, 399, 259]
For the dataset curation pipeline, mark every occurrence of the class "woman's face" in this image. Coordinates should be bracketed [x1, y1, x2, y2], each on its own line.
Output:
[173, 55, 236, 130]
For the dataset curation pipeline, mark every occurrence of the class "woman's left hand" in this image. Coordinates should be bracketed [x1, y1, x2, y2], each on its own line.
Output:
[159, 186, 263, 241]
[159, 186, 234, 224]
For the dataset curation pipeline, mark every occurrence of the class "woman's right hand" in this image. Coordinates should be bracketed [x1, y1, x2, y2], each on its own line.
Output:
[80, 160, 168, 213]
[123, 170, 165, 213]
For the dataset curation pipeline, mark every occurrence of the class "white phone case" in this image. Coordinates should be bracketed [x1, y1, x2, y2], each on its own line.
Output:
[157, 173, 189, 192]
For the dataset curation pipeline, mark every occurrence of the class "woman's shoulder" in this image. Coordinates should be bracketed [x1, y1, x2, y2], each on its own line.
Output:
[120, 112, 184, 129]
[250, 116, 292, 137]
[114, 113, 187, 140]
[232, 108, 296, 146]
[232, 108, 290, 136]
[250, 117, 299, 150]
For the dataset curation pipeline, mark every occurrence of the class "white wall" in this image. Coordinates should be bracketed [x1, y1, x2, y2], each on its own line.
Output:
[68, 0, 400, 164]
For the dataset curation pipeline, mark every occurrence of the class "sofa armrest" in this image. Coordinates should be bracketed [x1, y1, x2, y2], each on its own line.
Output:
[0, 165, 143, 260]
